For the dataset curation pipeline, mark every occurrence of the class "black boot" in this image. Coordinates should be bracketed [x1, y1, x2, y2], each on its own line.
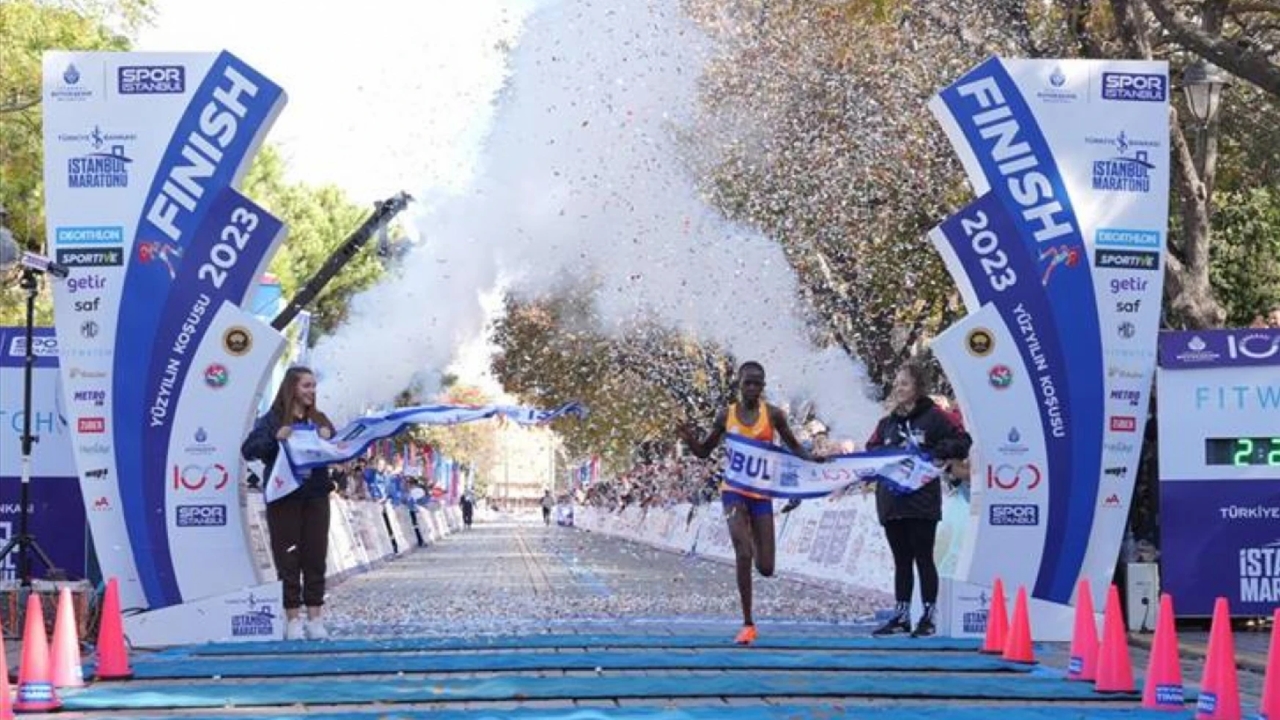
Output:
[872, 603, 912, 636]
[912, 603, 937, 638]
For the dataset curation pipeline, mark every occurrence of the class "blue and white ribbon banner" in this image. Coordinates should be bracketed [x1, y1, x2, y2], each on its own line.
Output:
[720, 434, 942, 500]
[927, 57, 1169, 624]
[266, 402, 588, 503]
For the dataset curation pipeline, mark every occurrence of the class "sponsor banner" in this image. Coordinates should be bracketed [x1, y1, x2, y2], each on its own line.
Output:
[0, 328, 89, 581]
[137, 192, 284, 602]
[112, 51, 285, 608]
[164, 304, 285, 600]
[43, 51, 213, 610]
[1158, 337, 1280, 616]
[1159, 328, 1280, 370]
[930, 304, 1049, 586]
[1160, 480, 1280, 615]
[928, 57, 1168, 616]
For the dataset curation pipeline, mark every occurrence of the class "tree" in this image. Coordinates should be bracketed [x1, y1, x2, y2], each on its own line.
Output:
[490, 283, 735, 471]
[240, 145, 386, 338]
[0, 0, 150, 326]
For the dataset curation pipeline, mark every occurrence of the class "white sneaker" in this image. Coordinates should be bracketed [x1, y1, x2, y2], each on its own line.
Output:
[285, 618, 306, 641]
[305, 619, 329, 640]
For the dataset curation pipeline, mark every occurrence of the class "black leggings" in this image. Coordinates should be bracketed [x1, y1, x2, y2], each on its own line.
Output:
[883, 518, 939, 604]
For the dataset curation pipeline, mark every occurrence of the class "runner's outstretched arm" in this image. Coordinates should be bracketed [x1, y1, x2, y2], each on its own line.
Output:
[677, 410, 727, 459]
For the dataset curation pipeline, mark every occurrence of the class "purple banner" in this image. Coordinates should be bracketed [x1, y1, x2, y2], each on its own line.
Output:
[1159, 329, 1280, 370]
[1161, 479, 1280, 616]
[0, 478, 88, 582]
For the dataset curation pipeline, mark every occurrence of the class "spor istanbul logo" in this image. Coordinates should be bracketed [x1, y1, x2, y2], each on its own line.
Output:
[1086, 130, 1160, 194]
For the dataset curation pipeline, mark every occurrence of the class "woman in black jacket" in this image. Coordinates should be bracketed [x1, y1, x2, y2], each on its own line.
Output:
[241, 366, 340, 641]
[866, 362, 972, 638]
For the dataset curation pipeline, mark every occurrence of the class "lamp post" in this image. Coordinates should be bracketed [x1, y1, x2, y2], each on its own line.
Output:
[1182, 59, 1231, 206]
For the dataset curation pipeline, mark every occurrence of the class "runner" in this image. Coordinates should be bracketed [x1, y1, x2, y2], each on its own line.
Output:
[677, 361, 821, 645]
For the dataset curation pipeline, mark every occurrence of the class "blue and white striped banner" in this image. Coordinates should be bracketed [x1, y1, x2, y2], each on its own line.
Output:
[265, 401, 587, 503]
[722, 433, 942, 500]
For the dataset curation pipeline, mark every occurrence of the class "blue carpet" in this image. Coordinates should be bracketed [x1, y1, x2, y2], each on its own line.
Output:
[117, 649, 1035, 679]
[94, 707, 1190, 720]
[167, 633, 989, 658]
[60, 671, 1142, 710]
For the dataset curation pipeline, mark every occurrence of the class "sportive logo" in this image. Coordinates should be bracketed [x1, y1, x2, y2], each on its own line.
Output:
[1095, 249, 1159, 271]
[1096, 228, 1161, 249]
[988, 364, 1014, 389]
[989, 504, 1039, 526]
[117, 65, 186, 95]
[57, 248, 123, 267]
[204, 363, 229, 389]
[1101, 72, 1167, 102]
[55, 226, 124, 247]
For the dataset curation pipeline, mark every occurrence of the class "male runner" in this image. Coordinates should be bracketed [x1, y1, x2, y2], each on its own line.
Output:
[677, 361, 820, 645]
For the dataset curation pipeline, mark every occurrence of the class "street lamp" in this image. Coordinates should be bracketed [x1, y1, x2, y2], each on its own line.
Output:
[1182, 59, 1231, 126]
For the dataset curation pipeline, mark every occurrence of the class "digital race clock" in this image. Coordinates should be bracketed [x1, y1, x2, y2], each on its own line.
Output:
[1204, 437, 1280, 467]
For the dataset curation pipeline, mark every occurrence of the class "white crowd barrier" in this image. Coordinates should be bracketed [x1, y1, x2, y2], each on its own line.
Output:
[575, 490, 982, 637]
[244, 493, 460, 585]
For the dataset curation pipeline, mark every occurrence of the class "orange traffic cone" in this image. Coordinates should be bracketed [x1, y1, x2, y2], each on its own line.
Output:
[1095, 584, 1135, 693]
[1002, 586, 1035, 664]
[0, 632, 15, 720]
[94, 577, 133, 681]
[1196, 597, 1240, 720]
[1257, 607, 1280, 720]
[13, 594, 61, 712]
[49, 587, 83, 689]
[981, 578, 1009, 654]
[1141, 593, 1184, 710]
[1068, 578, 1100, 681]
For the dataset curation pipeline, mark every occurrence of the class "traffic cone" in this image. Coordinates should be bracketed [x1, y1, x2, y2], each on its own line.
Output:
[94, 577, 133, 680]
[1095, 584, 1135, 693]
[1002, 586, 1035, 664]
[13, 593, 61, 712]
[0, 632, 15, 720]
[1142, 593, 1184, 710]
[49, 587, 83, 689]
[1068, 578, 1100, 681]
[981, 577, 1009, 654]
[1257, 607, 1280, 720]
[1196, 597, 1240, 720]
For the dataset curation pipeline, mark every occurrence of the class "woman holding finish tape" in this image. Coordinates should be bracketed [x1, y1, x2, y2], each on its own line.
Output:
[867, 361, 971, 638]
[241, 365, 341, 641]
